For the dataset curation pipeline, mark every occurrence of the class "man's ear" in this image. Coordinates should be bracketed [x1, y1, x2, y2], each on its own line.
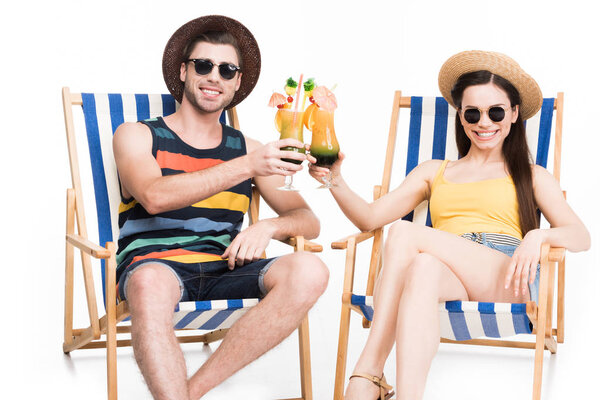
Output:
[235, 73, 242, 91]
[180, 62, 187, 83]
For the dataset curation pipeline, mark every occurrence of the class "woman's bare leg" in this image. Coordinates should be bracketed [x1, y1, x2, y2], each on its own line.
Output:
[344, 221, 420, 399]
[345, 221, 528, 399]
[395, 253, 467, 399]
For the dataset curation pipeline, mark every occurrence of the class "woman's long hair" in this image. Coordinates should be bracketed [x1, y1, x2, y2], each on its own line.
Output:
[450, 70, 538, 236]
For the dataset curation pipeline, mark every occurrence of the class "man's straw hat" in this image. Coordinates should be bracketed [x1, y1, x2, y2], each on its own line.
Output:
[438, 50, 542, 120]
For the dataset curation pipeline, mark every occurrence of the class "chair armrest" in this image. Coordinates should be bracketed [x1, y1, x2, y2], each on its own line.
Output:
[331, 230, 376, 250]
[66, 233, 112, 259]
[545, 246, 566, 263]
[281, 236, 323, 252]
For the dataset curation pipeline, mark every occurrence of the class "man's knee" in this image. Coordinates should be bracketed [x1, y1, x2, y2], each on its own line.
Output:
[126, 264, 181, 311]
[271, 253, 329, 304]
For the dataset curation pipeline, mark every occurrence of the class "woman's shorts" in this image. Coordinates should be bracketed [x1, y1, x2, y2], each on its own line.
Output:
[117, 257, 278, 302]
[461, 232, 540, 303]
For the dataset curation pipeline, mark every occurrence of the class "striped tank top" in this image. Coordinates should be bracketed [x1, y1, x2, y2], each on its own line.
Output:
[115, 117, 252, 273]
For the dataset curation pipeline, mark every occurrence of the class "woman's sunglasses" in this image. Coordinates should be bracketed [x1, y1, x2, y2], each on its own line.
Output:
[461, 106, 513, 124]
[187, 59, 241, 80]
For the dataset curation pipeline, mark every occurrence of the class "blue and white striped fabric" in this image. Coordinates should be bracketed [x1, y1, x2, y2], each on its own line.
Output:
[79, 93, 256, 330]
[173, 298, 259, 330]
[350, 295, 532, 340]
[352, 96, 555, 340]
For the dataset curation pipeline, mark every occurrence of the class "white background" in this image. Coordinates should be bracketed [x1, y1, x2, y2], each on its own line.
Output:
[3, 0, 599, 399]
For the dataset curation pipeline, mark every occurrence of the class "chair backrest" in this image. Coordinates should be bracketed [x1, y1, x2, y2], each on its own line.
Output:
[62, 88, 246, 302]
[361, 91, 564, 305]
[381, 92, 563, 226]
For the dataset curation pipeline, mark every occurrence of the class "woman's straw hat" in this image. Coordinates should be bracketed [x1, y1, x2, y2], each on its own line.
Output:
[162, 15, 261, 110]
[438, 50, 542, 120]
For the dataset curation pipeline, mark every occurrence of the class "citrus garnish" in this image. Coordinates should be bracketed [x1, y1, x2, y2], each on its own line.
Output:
[303, 103, 318, 130]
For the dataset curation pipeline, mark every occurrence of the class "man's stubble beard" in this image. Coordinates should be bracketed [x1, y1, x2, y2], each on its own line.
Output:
[183, 79, 235, 114]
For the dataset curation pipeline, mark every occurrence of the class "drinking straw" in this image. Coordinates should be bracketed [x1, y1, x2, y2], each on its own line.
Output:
[292, 74, 304, 126]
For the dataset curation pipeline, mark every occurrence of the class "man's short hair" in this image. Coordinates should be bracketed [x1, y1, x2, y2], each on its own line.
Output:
[182, 31, 244, 70]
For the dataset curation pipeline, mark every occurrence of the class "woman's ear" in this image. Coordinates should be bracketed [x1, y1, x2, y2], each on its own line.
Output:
[511, 104, 519, 123]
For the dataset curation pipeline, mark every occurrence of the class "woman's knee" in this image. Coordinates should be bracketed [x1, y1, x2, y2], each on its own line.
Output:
[384, 220, 419, 256]
[403, 253, 443, 291]
[387, 220, 414, 241]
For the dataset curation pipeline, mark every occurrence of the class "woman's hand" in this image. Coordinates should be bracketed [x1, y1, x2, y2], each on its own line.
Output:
[307, 148, 345, 185]
[504, 229, 545, 297]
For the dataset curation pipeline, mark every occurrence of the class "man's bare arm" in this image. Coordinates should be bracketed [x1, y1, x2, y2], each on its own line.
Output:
[113, 122, 307, 215]
[221, 137, 320, 268]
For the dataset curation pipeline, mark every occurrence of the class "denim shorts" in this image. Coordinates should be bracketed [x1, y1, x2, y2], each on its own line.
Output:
[117, 257, 278, 302]
[461, 232, 540, 303]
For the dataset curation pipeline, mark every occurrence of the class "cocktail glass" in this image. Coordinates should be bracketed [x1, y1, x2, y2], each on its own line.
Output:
[308, 107, 339, 188]
[275, 108, 305, 191]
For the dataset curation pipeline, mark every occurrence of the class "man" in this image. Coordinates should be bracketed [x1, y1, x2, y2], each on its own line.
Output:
[112, 15, 328, 399]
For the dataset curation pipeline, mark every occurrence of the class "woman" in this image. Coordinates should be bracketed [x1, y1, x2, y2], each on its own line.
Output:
[308, 50, 590, 400]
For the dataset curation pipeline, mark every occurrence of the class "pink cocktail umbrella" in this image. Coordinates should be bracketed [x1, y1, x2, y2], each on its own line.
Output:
[268, 92, 287, 108]
[312, 86, 337, 111]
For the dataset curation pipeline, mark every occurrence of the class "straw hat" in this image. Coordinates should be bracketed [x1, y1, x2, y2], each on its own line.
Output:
[162, 15, 261, 110]
[438, 50, 542, 120]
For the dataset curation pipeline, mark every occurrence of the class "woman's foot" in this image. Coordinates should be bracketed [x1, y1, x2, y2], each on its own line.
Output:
[346, 372, 394, 400]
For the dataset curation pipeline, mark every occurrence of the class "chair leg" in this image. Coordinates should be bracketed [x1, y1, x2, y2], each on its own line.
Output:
[334, 303, 352, 400]
[298, 316, 312, 400]
[532, 320, 546, 400]
[107, 325, 117, 400]
[532, 245, 551, 400]
[105, 243, 118, 400]
[64, 189, 76, 351]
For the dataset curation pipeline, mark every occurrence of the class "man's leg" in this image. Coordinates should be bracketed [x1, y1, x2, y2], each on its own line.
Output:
[126, 264, 189, 400]
[188, 252, 328, 399]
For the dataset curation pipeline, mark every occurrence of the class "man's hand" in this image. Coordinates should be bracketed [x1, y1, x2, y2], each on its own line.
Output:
[222, 220, 278, 269]
[247, 139, 307, 177]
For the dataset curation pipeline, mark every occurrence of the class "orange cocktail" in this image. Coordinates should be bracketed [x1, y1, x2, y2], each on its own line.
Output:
[275, 108, 305, 165]
[307, 107, 339, 167]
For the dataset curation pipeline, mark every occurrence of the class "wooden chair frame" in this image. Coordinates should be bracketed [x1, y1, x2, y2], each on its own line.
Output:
[62, 87, 322, 400]
[332, 91, 566, 400]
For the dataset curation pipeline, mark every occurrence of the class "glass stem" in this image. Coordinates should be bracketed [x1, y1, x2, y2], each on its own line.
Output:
[285, 175, 293, 189]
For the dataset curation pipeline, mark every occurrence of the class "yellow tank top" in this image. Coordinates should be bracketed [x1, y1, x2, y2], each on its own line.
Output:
[429, 160, 522, 239]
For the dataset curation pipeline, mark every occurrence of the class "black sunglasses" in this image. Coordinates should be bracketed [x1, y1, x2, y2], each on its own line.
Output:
[187, 58, 241, 80]
[461, 106, 513, 124]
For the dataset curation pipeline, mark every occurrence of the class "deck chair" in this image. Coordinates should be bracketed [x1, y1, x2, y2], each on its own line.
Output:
[332, 91, 566, 400]
[61, 87, 322, 400]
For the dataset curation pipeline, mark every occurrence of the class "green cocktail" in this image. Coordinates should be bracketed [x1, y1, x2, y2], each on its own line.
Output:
[308, 107, 339, 187]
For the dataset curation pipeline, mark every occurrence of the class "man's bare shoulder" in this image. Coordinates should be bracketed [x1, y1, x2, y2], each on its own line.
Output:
[113, 121, 152, 155]
[114, 121, 151, 139]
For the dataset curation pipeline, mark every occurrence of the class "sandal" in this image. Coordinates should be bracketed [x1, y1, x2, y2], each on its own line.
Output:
[349, 372, 395, 400]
